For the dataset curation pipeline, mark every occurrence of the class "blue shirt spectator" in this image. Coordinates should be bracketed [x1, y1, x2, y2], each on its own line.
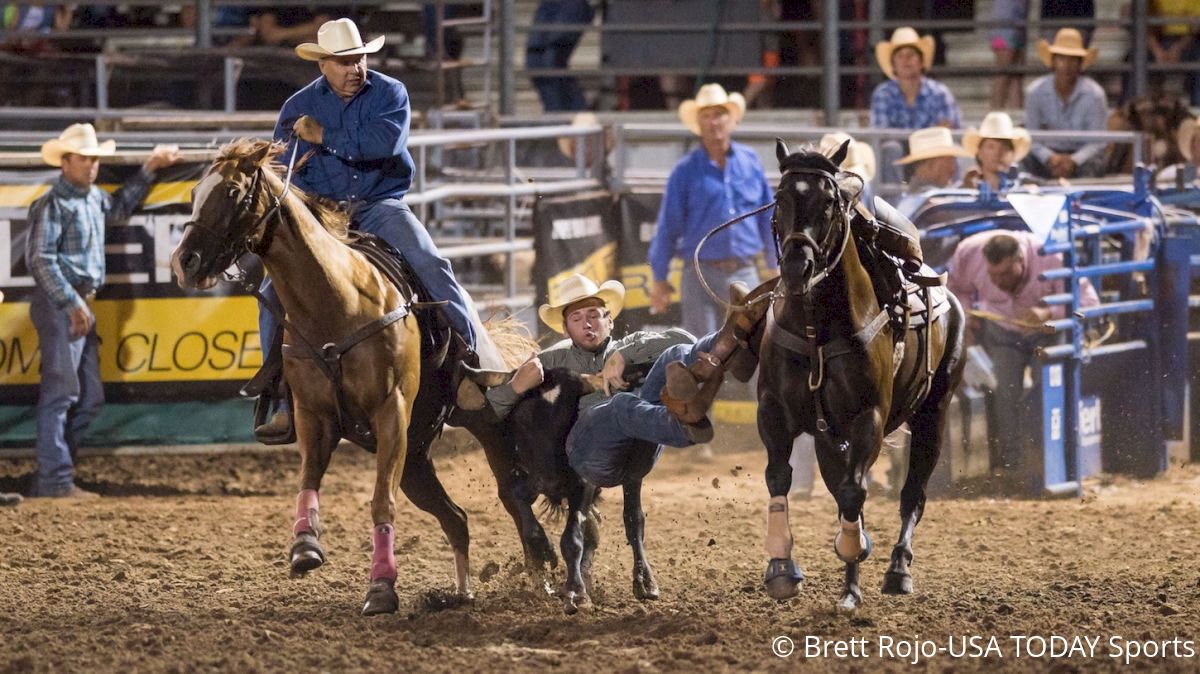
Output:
[870, 77, 962, 131]
[274, 69, 416, 204]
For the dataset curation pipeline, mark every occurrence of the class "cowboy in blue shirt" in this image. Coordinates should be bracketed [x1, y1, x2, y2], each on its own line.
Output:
[255, 18, 479, 437]
[24, 124, 180, 499]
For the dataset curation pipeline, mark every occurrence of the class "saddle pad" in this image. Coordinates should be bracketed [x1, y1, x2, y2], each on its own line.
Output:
[904, 264, 951, 329]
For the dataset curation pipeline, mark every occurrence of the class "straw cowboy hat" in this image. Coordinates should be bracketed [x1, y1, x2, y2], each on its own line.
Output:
[1178, 118, 1198, 162]
[875, 26, 936, 80]
[40, 123, 115, 168]
[295, 18, 385, 61]
[538, 273, 625, 334]
[557, 112, 615, 161]
[1037, 28, 1097, 70]
[819, 132, 877, 182]
[962, 112, 1032, 162]
[895, 127, 972, 165]
[678, 83, 746, 136]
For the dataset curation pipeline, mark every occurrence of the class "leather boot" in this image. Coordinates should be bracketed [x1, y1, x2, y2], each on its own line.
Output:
[661, 282, 773, 424]
[254, 410, 292, 440]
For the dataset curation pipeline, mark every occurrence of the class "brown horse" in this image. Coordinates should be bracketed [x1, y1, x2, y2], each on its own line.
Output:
[169, 140, 549, 615]
[757, 140, 965, 612]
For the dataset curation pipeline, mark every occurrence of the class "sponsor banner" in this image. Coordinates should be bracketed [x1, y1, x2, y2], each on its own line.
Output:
[1, 161, 264, 404]
[615, 190, 682, 334]
[531, 190, 619, 334]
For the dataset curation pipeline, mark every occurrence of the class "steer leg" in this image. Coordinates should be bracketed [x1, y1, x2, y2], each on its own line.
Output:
[559, 481, 598, 615]
[624, 478, 659, 601]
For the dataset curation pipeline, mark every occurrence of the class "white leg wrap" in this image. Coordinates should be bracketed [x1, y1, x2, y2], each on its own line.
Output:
[454, 549, 471, 595]
[834, 515, 867, 561]
[765, 495, 793, 559]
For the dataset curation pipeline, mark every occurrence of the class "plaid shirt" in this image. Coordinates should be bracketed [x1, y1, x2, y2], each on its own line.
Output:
[25, 170, 152, 309]
[869, 77, 962, 130]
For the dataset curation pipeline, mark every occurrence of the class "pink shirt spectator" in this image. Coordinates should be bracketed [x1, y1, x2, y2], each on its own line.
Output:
[947, 229, 1099, 334]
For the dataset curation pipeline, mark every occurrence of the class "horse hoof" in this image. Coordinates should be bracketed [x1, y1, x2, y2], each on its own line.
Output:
[562, 590, 587, 615]
[289, 535, 325, 575]
[836, 592, 861, 614]
[765, 576, 800, 600]
[632, 572, 660, 601]
[881, 571, 913, 595]
[362, 579, 399, 616]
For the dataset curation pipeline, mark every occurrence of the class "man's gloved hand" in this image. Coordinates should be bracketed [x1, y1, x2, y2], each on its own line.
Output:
[294, 115, 324, 145]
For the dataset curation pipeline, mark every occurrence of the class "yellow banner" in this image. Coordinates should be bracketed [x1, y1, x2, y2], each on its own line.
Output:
[545, 242, 618, 306]
[0, 296, 262, 385]
[0, 181, 197, 208]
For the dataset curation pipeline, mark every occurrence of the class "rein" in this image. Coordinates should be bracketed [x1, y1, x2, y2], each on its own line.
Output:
[691, 200, 776, 313]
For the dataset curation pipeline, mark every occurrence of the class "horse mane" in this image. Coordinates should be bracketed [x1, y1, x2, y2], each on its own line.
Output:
[216, 139, 351, 241]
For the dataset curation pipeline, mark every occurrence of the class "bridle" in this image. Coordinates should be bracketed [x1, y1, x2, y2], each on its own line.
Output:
[772, 164, 861, 295]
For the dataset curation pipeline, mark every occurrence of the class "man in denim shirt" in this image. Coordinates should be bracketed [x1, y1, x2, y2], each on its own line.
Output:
[24, 124, 179, 498]
[256, 18, 479, 436]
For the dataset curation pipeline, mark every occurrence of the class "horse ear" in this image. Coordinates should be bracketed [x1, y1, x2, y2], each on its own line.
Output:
[775, 138, 790, 165]
[243, 142, 273, 168]
[829, 139, 851, 168]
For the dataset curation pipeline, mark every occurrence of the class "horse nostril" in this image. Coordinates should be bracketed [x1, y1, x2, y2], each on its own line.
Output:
[183, 252, 201, 276]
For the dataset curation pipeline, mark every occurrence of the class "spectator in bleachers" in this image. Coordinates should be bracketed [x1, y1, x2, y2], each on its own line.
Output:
[25, 124, 180, 499]
[961, 112, 1032, 192]
[947, 230, 1099, 475]
[1158, 116, 1200, 186]
[1023, 28, 1108, 180]
[226, 6, 334, 48]
[525, 0, 594, 112]
[1, 4, 71, 54]
[990, 0, 1029, 110]
[1149, 0, 1200, 106]
[893, 126, 971, 218]
[870, 27, 962, 185]
[647, 83, 775, 339]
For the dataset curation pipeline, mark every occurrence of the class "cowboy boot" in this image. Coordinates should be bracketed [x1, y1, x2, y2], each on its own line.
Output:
[661, 281, 774, 424]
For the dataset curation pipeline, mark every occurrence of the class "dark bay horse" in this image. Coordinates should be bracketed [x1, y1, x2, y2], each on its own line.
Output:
[758, 140, 965, 612]
[169, 140, 553, 615]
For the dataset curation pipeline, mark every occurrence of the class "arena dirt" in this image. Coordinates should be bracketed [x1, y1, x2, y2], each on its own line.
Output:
[2, 428, 1199, 673]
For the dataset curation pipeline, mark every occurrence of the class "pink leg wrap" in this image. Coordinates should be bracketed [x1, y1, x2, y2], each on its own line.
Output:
[293, 489, 320, 536]
[371, 523, 397, 581]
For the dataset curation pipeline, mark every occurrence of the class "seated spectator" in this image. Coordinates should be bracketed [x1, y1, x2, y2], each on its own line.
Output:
[525, 0, 594, 112]
[1, 4, 71, 54]
[227, 6, 334, 48]
[1158, 117, 1200, 187]
[818, 131, 877, 204]
[1023, 28, 1108, 180]
[946, 230, 1098, 474]
[1148, 0, 1200, 106]
[961, 112, 1032, 192]
[893, 126, 971, 218]
[870, 27, 962, 184]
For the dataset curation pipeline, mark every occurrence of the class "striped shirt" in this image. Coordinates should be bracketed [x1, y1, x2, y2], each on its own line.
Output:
[25, 170, 152, 309]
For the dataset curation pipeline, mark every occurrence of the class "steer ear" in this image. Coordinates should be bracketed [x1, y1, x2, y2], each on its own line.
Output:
[455, 363, 515, 410]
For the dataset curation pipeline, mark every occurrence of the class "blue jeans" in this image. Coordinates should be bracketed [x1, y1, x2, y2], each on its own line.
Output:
[258, 198, 477, 364]
[526, 46, 587, 112]
[29, 288, 104, 496]
[680, 262, 760, 339]
[566, 332, 714, 487]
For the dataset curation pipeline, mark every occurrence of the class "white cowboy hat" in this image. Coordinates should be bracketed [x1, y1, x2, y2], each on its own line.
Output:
[677, 83, 746, 136]
[819, 131, 877, 182]
[962, 112, 1032, 162]
[40, 123, 116, 167]
[1178, 118, 1198, 162]
[875, 26, 936, 80]
[538, 273, 625, 334]
[894, 126, 972, 165]
[295, 18, 385, 61]
[1038, 28, 1097, 70]
[557, 112, 614, 161]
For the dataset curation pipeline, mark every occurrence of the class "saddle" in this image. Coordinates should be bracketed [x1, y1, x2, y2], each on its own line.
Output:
[243, 232, 455, 450]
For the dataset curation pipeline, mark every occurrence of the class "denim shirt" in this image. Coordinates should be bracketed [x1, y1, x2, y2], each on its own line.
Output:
[25, 170, 152, 309]
[648, 142, 776, 282]
[869, 77, 962, 130]
[274, 70, 416, 204]
[485, 328, 694, 419]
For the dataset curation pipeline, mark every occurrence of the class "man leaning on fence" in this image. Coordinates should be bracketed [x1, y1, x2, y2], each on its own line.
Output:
[255, 17, 479, 438]
[24, 124, 180, 499]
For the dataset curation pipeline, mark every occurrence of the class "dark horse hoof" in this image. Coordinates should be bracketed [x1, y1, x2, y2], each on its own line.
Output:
[362, 578, 400, 616]
[881, 571, 913, 595]
[290, 533, 325, 575]
[632, 561, 660, 601]
[763, 558, 804, 600]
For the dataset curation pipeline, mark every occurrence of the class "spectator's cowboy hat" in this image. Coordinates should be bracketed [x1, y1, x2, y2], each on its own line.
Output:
[40, 123, 115, 168]
[538, 273, 625, 333]
[963, 112, 1032, 162]
[819, 132, 877, 182]
[295, 18, 385, 61]
[678, 83, 746, 136]
[557, 112, 615, 162]
[875, 27, 936, 79]
[894, 127, 972, 165]
[1178, 118, 1198, 162]
[1037, 28, 1097, 70]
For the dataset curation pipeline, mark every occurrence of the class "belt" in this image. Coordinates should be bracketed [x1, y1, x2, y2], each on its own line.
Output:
[696, 257, 753, 274]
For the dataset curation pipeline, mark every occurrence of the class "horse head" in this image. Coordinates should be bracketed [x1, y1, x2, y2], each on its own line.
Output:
[772, 138, 859, 294]
[170, 140, 281, 290]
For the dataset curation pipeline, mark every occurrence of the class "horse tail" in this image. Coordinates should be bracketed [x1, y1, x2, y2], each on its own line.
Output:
[482, 315, 540, 369]
[538, 496, 568, 522]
